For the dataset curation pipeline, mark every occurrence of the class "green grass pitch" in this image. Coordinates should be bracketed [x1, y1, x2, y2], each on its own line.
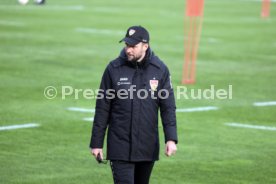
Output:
[0, 0, 276, 183]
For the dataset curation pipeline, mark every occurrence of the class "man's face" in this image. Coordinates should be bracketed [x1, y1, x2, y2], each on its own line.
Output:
[124, 42, 148, 62]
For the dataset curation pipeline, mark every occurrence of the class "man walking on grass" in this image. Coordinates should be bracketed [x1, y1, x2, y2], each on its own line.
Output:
[90, 25, 178, 184]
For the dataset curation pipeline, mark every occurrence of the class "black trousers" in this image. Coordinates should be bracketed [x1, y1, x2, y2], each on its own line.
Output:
[110, 160, 155, 184]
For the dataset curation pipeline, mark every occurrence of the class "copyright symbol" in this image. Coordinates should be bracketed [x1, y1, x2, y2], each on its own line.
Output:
[44, 86, 57, 99]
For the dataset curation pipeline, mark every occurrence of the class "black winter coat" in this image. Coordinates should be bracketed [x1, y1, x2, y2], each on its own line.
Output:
[90, 48, 178, 161]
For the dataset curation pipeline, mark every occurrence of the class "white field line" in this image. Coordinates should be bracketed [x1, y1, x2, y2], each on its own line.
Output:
[177, 106, 219, 112]
[0, 5, 84, 11]
[75, 28, 124, 35]
[92, 7, 123, 13]
[207, 37, 220, 43]
[204, 17, 262, 23]
[225, 123, 276, 131]
[223, 0, 276, 2]
[0, 20, 25, 27]
[182, 36, 220, 43]
[83, 117, 94, 122]
[68, 106, 218, 113]
[253, 101, 276, 107]
[0, 123, 40, 131]
[67, 107, 95, 113]
[242, 0, 276, 2]
[46, 5, 84, 11]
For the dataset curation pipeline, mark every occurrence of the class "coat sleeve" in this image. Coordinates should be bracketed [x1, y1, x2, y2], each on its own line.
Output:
[159, 66, 178, 144]
[89, 65, 113, 148]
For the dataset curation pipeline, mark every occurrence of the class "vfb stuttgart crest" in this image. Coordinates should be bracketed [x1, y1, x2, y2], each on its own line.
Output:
[129, 29, 136, 36]
[149, 80, 159, 91]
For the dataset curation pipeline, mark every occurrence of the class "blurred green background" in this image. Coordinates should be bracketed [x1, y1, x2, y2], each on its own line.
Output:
[0, 0, 275, 183]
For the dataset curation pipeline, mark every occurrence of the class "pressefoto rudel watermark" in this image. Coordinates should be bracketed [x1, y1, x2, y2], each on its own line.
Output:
[177, 85, 232, 100]
[44, 85, 233, 100]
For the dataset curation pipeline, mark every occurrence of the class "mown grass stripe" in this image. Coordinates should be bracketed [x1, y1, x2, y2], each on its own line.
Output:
[0, 20, 25, 27]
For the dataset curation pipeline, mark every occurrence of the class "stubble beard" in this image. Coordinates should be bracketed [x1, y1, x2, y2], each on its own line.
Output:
[127, 54, 142, 62]
[127, 51, 145, 62]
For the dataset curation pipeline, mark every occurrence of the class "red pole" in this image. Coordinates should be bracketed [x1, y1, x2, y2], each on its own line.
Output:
[261, 0, 271, 18]
[182, 0, 204, 84]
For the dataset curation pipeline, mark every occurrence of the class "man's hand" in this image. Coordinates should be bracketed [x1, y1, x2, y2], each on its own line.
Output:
[165, 140, 177, 157]
[91, 148, 103, 160]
